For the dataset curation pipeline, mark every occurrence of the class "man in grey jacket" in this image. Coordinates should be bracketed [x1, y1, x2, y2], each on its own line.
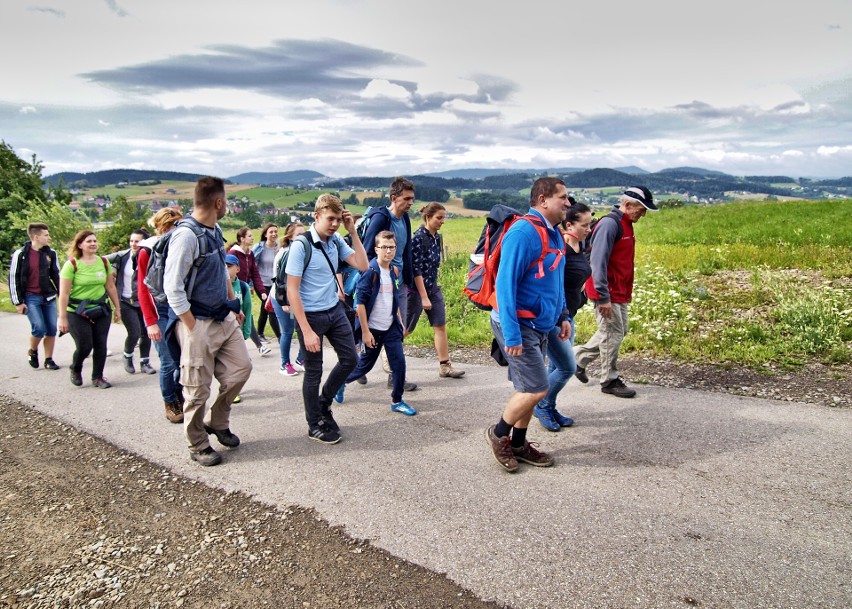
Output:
[164, 177, 252, 466]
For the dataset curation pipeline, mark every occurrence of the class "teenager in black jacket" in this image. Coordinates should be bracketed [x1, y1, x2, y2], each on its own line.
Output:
[8, 223, 61, 370]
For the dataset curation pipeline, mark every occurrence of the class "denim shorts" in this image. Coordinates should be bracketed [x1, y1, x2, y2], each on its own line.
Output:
[490, 318, 549, 393]
[25, 293, 57, 338]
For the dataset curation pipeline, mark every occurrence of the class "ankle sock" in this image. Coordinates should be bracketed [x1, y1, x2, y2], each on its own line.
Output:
[510, 427, 527, 448]
[440, 359, 449, 365]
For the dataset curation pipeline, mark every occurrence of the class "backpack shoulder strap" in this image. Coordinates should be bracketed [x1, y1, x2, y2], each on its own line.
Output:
[520, 214, 563, 278]
[295, 233, 313, 274]
[101, 256, 109, 273]
[70, 257, 77, 272]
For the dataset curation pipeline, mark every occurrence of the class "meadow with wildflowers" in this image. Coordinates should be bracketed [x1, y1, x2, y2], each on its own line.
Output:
[408, 199, 852, 370]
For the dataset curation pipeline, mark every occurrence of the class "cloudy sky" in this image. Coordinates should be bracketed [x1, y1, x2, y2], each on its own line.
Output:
[3, 0, 851, 178]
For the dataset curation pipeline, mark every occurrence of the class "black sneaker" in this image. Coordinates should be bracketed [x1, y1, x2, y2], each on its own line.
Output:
[356, 375, 367, 385]
[574, 366, 589, 384]
[601, 377, 636, 398]
[92, 377, 112, 389]
[70, 369, 83, 386]
[308, 425, 341, 444]
[190, 446, 222, 466]
[43, 358, 60, 370]
[319, 412, 340, 434]
[123, 356, 135, 374]
[139, 360, 157, 375]
[28, 349, 39, 369]
[204, 426, 240, 448]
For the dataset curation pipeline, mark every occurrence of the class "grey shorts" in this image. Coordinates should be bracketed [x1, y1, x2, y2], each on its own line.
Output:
[405, 284, 446, 334]
[490, 318, 549, 393]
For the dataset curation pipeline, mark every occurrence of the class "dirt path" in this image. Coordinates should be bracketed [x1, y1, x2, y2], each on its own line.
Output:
[0, 396, 504, 609]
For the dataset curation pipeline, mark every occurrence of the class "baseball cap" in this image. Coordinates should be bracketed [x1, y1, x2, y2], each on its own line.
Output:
[224, 254, 240, 267]
[623, 186, 657, 211]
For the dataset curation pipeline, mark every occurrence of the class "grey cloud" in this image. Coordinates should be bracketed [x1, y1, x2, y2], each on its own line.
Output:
[104, 0, 128, 17]
[83, 39, 420, 100]
[81, 39, 517, 120]
[28, 6, 65, 17]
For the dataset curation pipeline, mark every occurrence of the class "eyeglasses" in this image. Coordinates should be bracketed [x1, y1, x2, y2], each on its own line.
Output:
[376, 245, 396, 250]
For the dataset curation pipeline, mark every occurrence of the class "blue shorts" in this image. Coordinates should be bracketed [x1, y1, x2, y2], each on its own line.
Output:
[490, 319, 549, 393]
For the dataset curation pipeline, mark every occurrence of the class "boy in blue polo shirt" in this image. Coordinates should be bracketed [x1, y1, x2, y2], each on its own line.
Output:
[334, 231, 415, 416]
[286, 194, 368, 444]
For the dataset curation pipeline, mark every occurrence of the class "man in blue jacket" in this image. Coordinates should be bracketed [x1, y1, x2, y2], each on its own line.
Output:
[485, 177, 572, 473]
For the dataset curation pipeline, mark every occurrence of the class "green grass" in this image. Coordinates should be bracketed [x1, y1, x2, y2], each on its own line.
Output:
[406, 199, 852, 370]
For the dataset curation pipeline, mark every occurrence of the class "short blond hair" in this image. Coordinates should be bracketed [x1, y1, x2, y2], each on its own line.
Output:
[314, 193, 344, 215]
[148, 207, 183, 235]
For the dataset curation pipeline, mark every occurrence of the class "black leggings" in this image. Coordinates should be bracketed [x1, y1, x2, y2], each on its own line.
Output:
[120, 301, 151, 358]
[67, 312, 111, 379]
[256, 285, 281, 338]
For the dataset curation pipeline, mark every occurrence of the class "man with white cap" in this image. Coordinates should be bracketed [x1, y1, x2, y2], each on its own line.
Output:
[574, 186, 657, 398]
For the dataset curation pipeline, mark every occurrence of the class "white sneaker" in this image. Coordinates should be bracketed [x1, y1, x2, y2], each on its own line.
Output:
[259, 345, 272, 356]
[293, 359, 305, 372]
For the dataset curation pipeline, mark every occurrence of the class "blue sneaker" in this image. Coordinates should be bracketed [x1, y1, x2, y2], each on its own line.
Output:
[533, 405, 560, 432]
[390, 401, 416, 416]
[334, 384, 345, 404]
[552, 408, 574, 427]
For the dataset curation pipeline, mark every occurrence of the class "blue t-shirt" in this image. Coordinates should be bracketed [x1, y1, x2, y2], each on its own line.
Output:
[285, 226, 355, 312]
[389, 214, 407, 273]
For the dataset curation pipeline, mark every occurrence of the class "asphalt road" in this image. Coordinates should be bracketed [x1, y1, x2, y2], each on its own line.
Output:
[1, 312, 850, 609]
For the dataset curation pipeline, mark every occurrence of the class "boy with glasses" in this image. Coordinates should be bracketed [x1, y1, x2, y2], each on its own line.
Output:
[334, 231, 415, 416]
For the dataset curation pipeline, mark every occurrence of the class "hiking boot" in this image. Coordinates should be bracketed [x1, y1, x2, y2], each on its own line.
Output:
[574, 366, 589, 384]
[123, 355, 135, 374]
[485, 425, 518, 472]
[70, 369, 83, 387]
[552, 408, 574, 427]
[439, 362, 465, 378]
[533, 405, 560, 432]
[164, 400, 184, 424]
[513, 441, 554, 467]
[601, 377, 636, 398]
[387, 374, 417, 392]
[28, 349, 39, 369]
[355, 375, 367, 385]
[43, 358, 60, 370]
[280, 363, 298, 376]
[334, 384, 345, 404]
[390, 401, 416, 416]
[190, 446, 222, 466]
[92, 377, 112, 389]
[204, 425, 240, 448]
[308, 425, 341, 444]
[139, 360, 157, 375]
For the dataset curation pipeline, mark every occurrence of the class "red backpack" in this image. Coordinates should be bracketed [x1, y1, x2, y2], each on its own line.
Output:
[464, 205, 563, 312]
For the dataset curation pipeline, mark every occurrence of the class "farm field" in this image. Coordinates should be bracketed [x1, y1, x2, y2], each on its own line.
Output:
[74, 180, 255, 203]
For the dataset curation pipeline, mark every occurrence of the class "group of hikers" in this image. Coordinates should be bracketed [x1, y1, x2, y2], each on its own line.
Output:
[9, 175, 656, 471]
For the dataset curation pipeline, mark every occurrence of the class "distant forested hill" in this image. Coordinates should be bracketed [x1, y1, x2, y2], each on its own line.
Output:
[227, 170, 326, 185]
[44, 169, 210, 188]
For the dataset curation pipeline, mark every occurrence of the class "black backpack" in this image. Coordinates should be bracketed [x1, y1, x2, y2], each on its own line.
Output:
[273, 235, 312, 306]
[144, 218, 220, 304]
[584, 211, 623, 260]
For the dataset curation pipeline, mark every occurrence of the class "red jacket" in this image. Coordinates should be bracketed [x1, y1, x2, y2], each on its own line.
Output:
[585, 214, 635, 304]
[228, 245, 266, 297]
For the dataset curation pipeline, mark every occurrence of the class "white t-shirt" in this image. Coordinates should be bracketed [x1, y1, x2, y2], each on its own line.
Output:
[368, 267, 394, 331]
[121, 256, 133, 299]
